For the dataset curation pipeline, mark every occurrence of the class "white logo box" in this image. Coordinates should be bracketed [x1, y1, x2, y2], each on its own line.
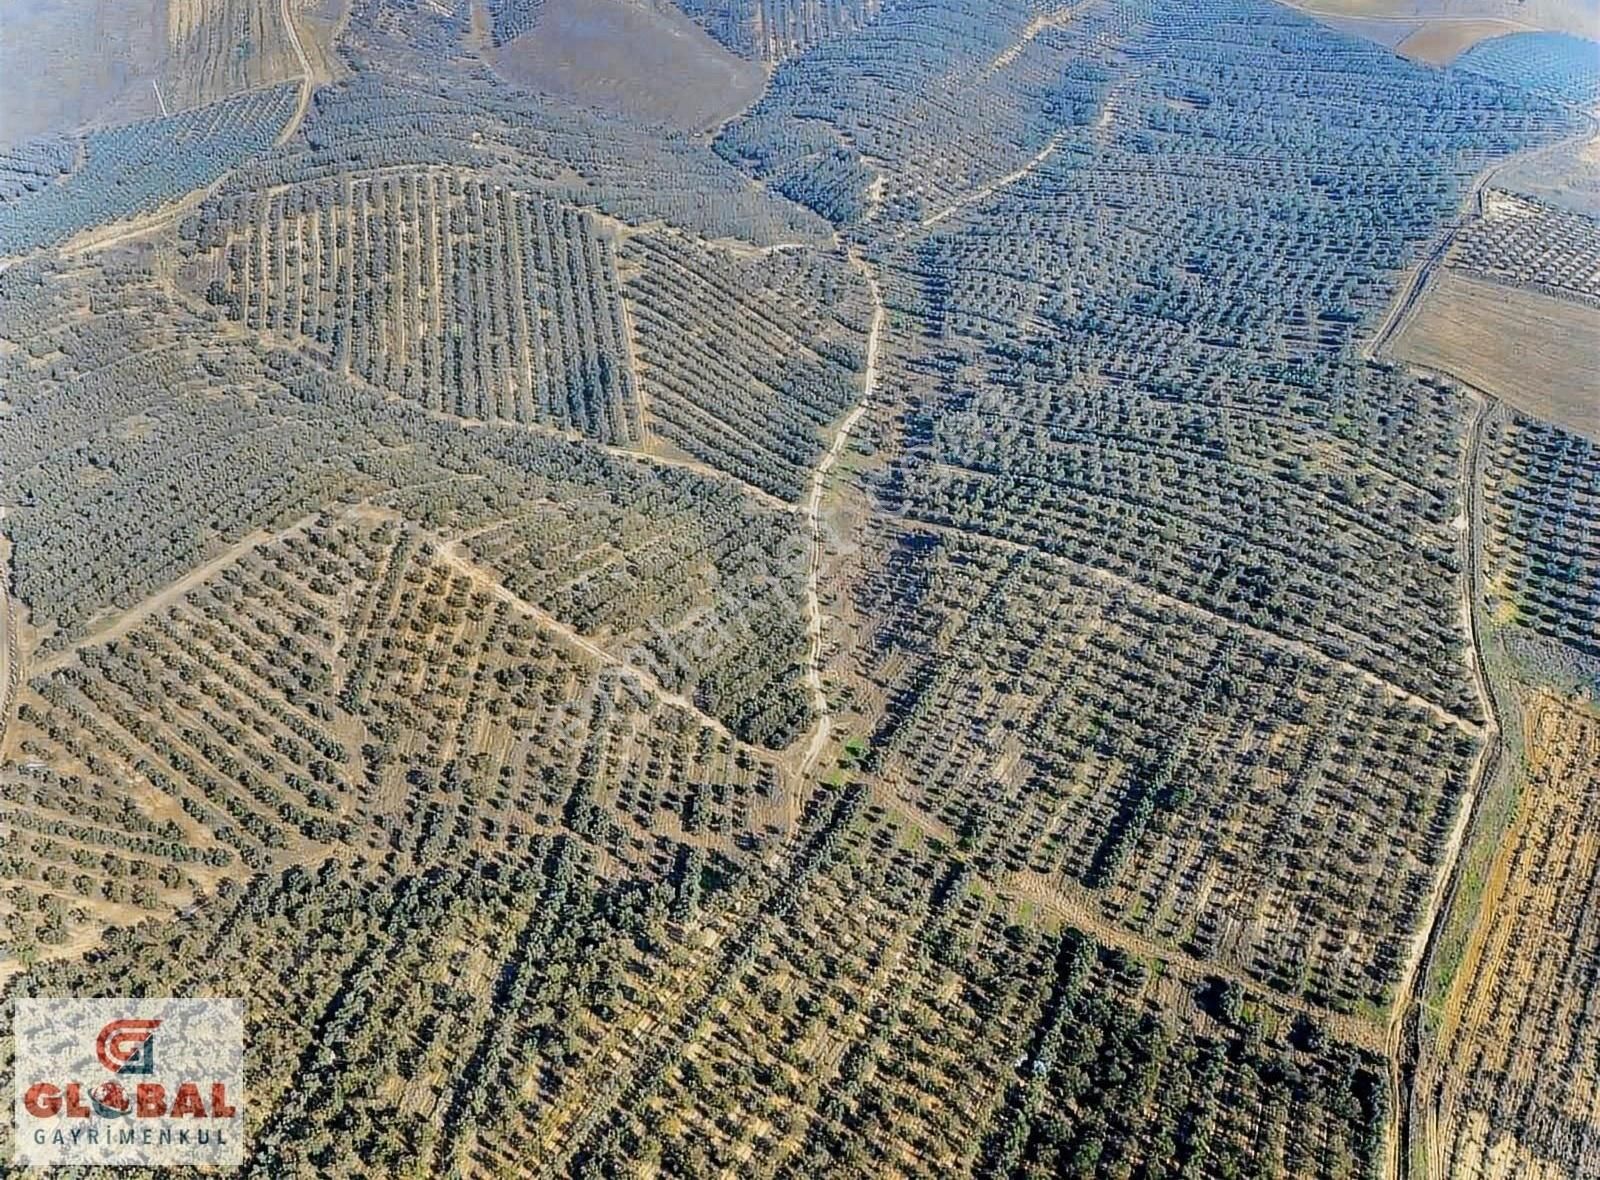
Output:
[13, 998, 245, 1167]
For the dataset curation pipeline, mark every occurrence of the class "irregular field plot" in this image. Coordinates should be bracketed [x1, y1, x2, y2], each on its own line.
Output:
[159, 0, 304, 111]
[1482, 412, 1600, 663]
[1395, 18, 1527, 61]
[489, 0, 766, 132]
[853, 529, 1479, 1014]
[539, 795, 1391, 1179]
[2, 514, 788, 960]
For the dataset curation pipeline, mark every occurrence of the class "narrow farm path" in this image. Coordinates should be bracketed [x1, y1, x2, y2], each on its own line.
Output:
[276, 0, 316, 146]
[795, 248, 884, 777]
[1384, 388, 1506, 1180]
[30, 514, 321, 680]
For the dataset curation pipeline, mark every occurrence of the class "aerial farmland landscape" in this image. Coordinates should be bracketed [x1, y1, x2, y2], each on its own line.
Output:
[0, 0, 1596, 1175]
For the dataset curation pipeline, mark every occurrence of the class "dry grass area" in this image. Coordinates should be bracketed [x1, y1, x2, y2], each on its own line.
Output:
[488, 0, 766, 132]
[1431, 693, 1600, 1178]
[1284, 0, 1600, 56]
[1396, 17, 1526, 59]
[1390, 270, 1600, 440]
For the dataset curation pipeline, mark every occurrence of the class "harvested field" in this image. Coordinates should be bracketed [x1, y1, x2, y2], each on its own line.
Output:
[0, 0, 322, 148]
[1314, 14, 1422, 46]
[158, 0, 302, 111]
[489, 0, 766, 132]
[1396, 17, 1526, 60]
[1432, 694, 1600, 1178]
[1499, 127, 1600, 219]
[1390, 270, 1600, 440]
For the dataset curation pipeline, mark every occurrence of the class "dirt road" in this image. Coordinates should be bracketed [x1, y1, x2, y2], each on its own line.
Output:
[31, 516, 320, 680]
[795, 249, 884, 775]
[1384, 389, 1506, 1180]
[919, 134, 1065, 230]
[276, 0, 315, 146]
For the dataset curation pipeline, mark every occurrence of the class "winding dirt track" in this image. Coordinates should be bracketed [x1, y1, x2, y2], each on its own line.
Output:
[795, 250, 885, 776]
[1385, 389, 1505, 1180]
[276, 0, 315, 146]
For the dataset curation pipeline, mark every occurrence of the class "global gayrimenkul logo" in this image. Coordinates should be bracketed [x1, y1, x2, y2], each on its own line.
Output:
[13, 998, 244, 1166]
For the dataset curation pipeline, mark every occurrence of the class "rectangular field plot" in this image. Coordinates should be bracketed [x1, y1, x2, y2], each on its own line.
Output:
[1391, 270, 1600, 442]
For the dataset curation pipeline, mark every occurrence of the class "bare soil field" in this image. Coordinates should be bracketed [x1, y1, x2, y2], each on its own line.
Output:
[1499, 128, 1600, 218]
[1390, 270, 1600, 440]
[0, 0, 165, 145]
[489, 0, 766, 133]
[1284, 0, 1600, 55]
[1396, 17, 1527, 59]
[157, 0, 302, 111]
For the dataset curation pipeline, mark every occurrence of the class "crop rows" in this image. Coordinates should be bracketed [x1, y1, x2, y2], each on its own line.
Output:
[538, 794, 1388, 1179]
[622, 232, 870, 498]
[717, 0, 1130, 224]
[1481, 412, 1600, 662]
[0, 260, 374, 641]
[1451, 189, 1600, 304]
[853, 527, 1476, 1013]
[222, 69, 831, 247]
[3, 842, 686, 1179]
[186, 170, 642, 442]
[161, 0, 300, 111]
[1455, 31, 1600, 108]
[485, 0, 545, 46]
[678, 0, 882, 61]
[0, 84, 298, 255]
